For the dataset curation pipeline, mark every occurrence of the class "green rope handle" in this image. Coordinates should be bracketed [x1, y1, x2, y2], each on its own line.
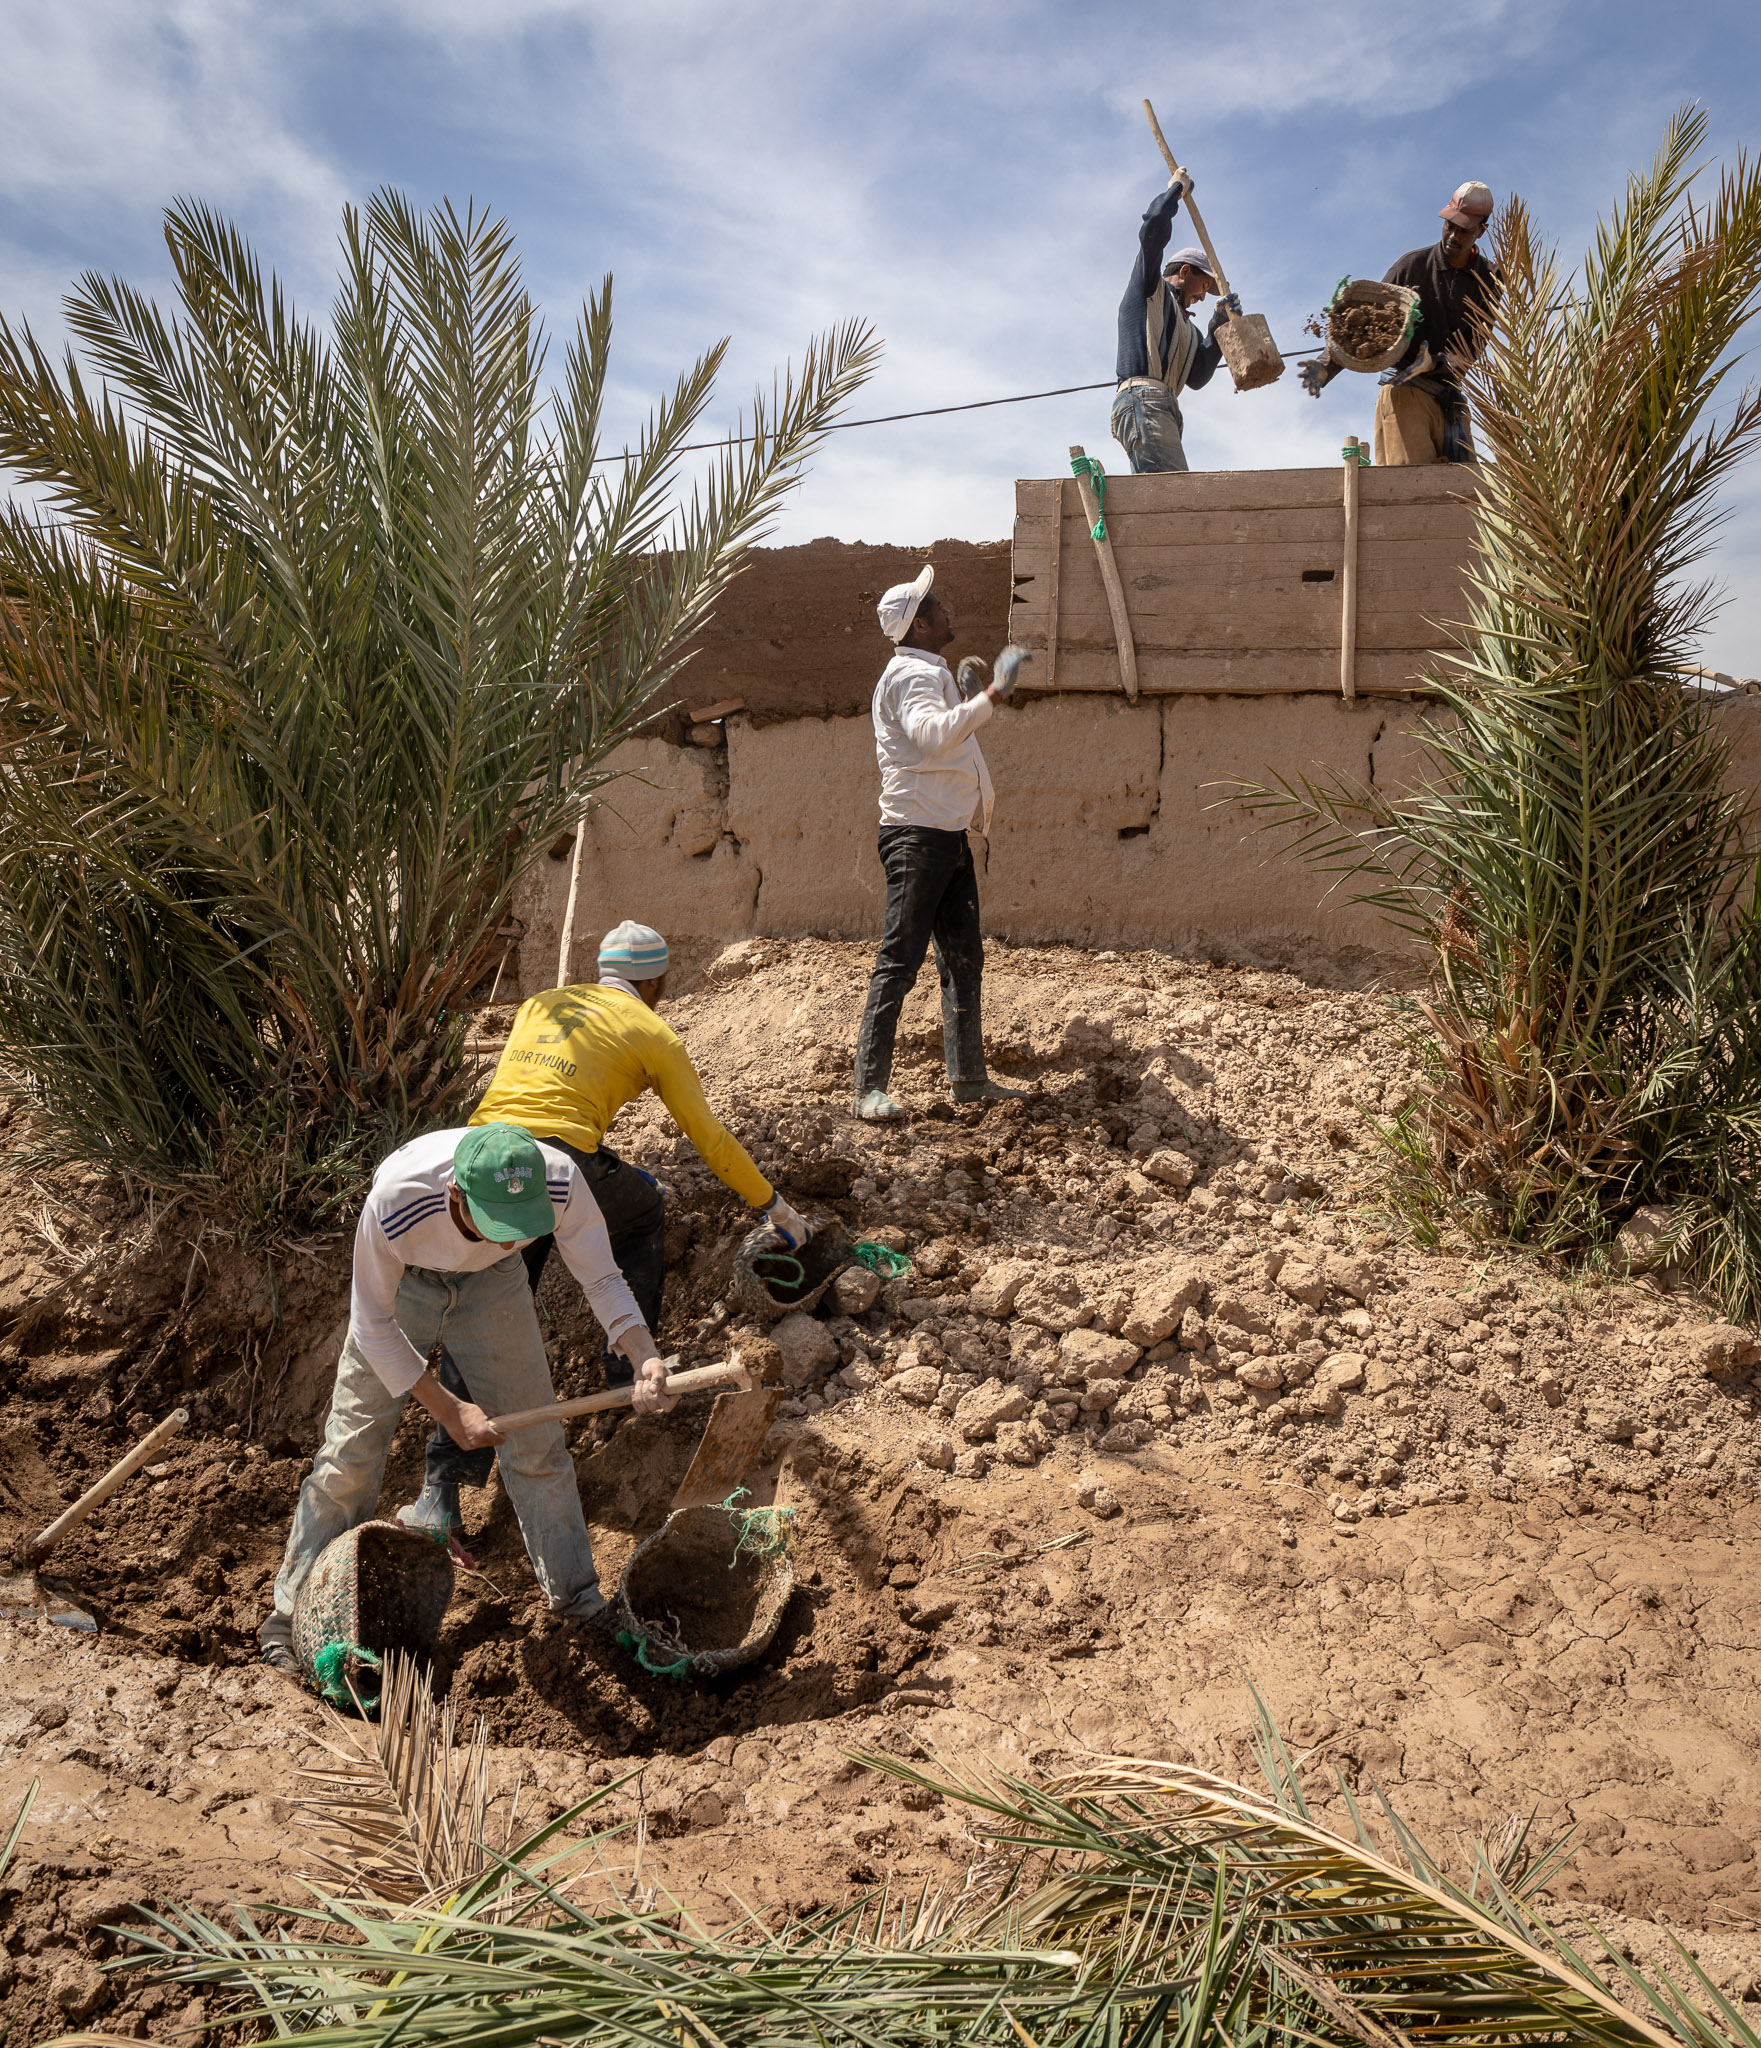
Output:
[1327, 271, 1354, 310]
[852, 1240, 912, 1277]
[720, 1486, 797, 1564]
[752, 1250, 807, 1290]
[617, 1628, 693, 1680]
[1400, 291, 1423, 344]
[312, 1639, 382, 1710]
[1341, 442, 1371, 467]
[1070, 454, 1107, 541]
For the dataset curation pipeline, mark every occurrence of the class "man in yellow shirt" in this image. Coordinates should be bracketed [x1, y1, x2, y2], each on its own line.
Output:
[403, 921, 807, 1540]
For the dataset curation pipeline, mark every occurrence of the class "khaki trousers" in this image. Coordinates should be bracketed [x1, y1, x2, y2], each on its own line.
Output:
[1373, 381, 1449, 465]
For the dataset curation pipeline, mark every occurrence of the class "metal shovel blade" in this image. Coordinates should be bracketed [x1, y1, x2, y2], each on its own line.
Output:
[670, 1384, 782, 1513]
[0, 1568, 97, 1631]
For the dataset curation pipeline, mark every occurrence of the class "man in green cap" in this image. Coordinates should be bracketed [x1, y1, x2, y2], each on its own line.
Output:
[258, 1122, 669, 1676]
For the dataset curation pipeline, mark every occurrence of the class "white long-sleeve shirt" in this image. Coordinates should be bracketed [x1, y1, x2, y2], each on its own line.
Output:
[871, 649, 996, 833]
[349, 1128, 644, 1396]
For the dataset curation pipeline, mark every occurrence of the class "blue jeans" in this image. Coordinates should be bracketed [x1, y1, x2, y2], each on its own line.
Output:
[1110, 382, 1188, 473]
[260, 1256, 606, 1654]
[853, 825, 988, 1095]
[425, 1139, 664, 1488]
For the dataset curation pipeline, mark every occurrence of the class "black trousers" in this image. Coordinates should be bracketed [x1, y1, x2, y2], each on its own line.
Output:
[852, 824, 988, 1096]
[424, 1140, 666, 1489]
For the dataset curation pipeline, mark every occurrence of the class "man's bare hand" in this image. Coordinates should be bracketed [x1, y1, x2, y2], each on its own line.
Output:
[629, 1358, 678, 1416]
[449, 1401, 505, 1452]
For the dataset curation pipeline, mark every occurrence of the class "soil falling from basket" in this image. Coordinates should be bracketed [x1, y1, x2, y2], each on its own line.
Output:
[1331, 298, 1408, 357]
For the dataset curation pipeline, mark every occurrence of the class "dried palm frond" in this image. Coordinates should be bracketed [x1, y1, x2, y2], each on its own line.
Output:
[287, 1651, 512, 1905]
[59, 1730, 1759, 2048]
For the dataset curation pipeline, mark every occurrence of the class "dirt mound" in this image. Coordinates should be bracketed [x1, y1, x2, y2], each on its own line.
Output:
[6, 938, 1761, 2030]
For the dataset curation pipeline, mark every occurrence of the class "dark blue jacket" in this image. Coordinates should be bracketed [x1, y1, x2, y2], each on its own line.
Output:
[1116, 184, 1223, 390]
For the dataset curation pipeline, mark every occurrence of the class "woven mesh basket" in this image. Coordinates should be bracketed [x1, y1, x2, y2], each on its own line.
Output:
[291, 1519, 454, 1705]
[728, 1218, 853, 1326]
[616, 1497, 794, 1680]
[1326, 279, 1422, 373]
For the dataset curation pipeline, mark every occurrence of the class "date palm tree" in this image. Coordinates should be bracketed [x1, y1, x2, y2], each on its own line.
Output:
[0, 192, 878, 1222]
[1244, 110, 1761, 1309]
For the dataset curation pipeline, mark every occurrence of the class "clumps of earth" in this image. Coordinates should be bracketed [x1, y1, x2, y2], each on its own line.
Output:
[6, 937, 1761, 2042]
[1329, 291, 1410, 361]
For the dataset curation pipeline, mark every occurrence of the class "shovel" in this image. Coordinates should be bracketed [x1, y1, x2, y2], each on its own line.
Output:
[486, 1355, 781, 1514]
[1142, 100, 1284, 392]
[0, 1408, 189, 1631]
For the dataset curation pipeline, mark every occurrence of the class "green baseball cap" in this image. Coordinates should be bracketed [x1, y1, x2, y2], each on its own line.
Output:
[453, 1123, 555, 1243]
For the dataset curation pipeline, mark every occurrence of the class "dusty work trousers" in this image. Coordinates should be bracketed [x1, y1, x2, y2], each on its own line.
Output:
[853, 825, 988, 1096]
[259, 1257, 605, 1657]
[1110, 380, 1188, 473]
[1373, 381, 1475, 465]
[424, 1139, 665, 1490]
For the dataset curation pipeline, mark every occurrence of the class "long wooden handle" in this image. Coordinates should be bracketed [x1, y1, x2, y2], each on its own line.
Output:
[1141, 99, 1232, 299]
[1340, 438, 1362, 703]
[28, 1408, 190, 1563]
[487, 1361, 752, 1434]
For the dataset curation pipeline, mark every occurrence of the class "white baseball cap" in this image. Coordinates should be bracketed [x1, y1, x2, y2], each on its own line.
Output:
[877, 564, 934, 643]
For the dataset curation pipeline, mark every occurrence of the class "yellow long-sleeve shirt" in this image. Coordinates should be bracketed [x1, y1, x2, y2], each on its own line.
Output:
[470, 984, 773, 1208]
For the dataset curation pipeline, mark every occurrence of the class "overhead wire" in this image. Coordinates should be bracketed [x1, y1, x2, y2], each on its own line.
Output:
[588, 350, 1317, 466]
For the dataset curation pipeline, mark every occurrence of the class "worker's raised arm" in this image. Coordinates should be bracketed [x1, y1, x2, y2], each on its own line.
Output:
[347, 1211, 430, 1396]
[895, 669, 994, 757]
[1130, 180, 1187, 303]
[647, 1035, 773, 1207]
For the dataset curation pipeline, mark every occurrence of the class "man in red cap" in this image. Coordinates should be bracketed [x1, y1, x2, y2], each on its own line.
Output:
[1301, 181, 1499, 464]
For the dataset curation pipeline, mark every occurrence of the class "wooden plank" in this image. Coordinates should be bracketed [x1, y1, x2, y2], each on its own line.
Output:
[1019, 646, 1449, 694]
[1069, 445, 1137, 698]
[1031, 463, 1479, 517]
[1044, 591, 1468, 652]
[1341, 439, 1363, 702]
[1012, 504, 1476, 567]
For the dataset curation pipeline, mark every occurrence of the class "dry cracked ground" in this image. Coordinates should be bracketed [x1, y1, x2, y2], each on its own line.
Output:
[4, 937, 1761, 2040]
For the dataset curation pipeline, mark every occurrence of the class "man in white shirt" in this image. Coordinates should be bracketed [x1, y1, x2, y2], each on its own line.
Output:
[853, 564, 1027, 1121]
[259, 1121, 675, 1676]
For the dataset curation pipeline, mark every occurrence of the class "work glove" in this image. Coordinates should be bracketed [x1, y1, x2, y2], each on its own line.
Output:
[762, 1193, 811, 1249]
[1210, 290, 1242, 328]
[955, 655, 988, 700]
[988, 644, 1032, 700]
[1299, 359, 1331, 399]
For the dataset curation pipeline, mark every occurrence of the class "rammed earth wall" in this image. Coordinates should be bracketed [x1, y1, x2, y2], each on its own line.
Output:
[513, 530, 1761, 994]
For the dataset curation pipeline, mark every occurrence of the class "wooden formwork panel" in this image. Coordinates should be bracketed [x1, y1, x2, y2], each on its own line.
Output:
[1009, 466, 1480, 695]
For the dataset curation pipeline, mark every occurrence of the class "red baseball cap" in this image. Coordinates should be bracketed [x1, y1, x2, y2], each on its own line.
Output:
[1440, 181, 1494, 230]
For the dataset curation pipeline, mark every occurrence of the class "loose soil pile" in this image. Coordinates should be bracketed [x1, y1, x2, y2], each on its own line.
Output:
[5, 939, 1761, 2040]
[1331, 295, 1410, 360]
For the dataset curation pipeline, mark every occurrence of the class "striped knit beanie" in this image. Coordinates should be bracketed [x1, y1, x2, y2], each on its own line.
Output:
[597, 920, 670, 982]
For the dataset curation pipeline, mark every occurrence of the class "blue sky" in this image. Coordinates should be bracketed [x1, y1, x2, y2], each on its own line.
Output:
[2, 0, 1758, 668]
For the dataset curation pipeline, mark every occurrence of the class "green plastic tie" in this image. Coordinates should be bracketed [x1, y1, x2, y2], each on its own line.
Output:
[852, 1240, 912, 1278]
[312, 1638, 382, 1710]
[617, 1628, 692, 1681]
[720, 1486, 797, 1565]
[1070, 454, 1107, 540]
[1342, 442, 1372, 467]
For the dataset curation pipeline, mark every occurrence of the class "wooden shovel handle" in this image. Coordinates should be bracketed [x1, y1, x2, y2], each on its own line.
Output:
[1141, 99, 1233, 300]
[487, 1361, 753, 1434]
[28, 1408, 190, 1564]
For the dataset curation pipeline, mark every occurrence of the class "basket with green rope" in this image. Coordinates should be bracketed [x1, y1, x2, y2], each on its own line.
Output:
[290, 1519, 454, 1712]
[729, 1216, 856, 1323]
[615, 1490, 796, 1682]
[1324, 277, 1423, 374]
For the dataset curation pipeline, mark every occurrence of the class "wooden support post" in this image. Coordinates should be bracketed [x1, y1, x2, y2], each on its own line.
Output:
[1339, 436, 1362, 702]
[1043, 481, 1063, 689]
[557, 808, 588, 985]
[1068, 445, 1139, 700]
